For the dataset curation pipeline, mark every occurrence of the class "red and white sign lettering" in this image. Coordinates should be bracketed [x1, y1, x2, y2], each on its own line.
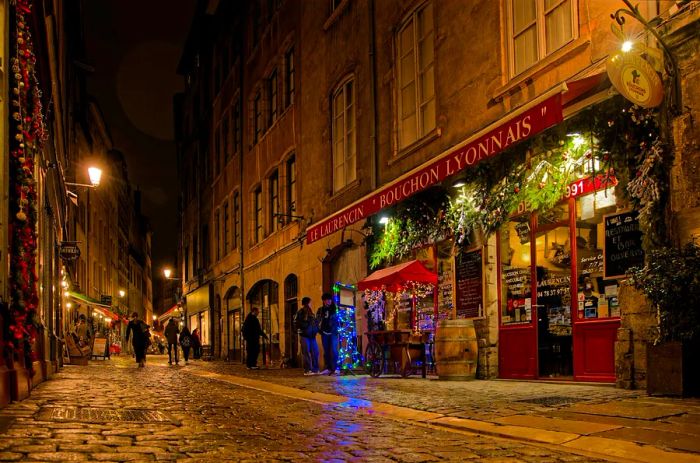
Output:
[306, 93, 564, 244]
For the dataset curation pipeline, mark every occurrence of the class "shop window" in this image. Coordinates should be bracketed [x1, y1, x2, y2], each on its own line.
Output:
[575, 189, 619, 320]
[500, 216, 533, 325]
[508, 0, 576, 77]
[331, 77, 356, 192]
[396, 2, 436, 149]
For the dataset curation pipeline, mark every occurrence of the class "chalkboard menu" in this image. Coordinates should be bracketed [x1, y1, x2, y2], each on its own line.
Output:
[455, 248, 483, 318]
[604, 211, 644, 278]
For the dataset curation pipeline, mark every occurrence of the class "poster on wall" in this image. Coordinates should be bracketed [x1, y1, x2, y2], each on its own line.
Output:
[454, 248, 483, 318]
[604, 211, 644, 278]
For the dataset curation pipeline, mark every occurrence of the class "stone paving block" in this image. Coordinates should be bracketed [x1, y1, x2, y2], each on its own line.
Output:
[0, 453, 23, 462]
[89, 453, 155, 461]
[592, 426, 696, 447]
[565, 400, 687, 420]
[493, 414, 621, 435]
[9, 445, 57, 453]
[25, 451, 88, 461]
[57, 443, 115, 453]
[667, 436, 700, 454]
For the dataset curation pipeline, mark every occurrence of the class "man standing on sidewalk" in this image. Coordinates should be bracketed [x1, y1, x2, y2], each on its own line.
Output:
[317, 293, 340, 375]
[294, 297, 320, 375]
[164, 318, 180, 365]
[242, 307, 266, 369]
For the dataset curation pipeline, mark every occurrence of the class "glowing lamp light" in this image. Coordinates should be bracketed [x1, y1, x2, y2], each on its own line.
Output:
[88, 167, 102, 187]
[105, 318, 112, 323]
[452, 180, 466, 188]
[163, 268, 172, 279]
[61, 280, 69, 289]
[152, 315, 157, 321]
[621, 40, 634, 52]
[66, 302, 72, 308]
[118, 289, 126, 298]
[63, 291, 69, 297]
[379, 216, 389, 225]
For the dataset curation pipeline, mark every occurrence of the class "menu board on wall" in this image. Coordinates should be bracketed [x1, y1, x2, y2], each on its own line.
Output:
[455, 248, 483, 318]
[604, 211, 644, 278]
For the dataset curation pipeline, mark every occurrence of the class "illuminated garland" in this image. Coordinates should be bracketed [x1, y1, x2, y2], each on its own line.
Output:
[333, 283, 363, 371]
[362, 282, 435, 330]
[370, 100, 666, 266]
[6, 0, 45, 369]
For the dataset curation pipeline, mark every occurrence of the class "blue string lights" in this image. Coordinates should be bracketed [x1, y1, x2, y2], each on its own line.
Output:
[334, 282, 363, 371]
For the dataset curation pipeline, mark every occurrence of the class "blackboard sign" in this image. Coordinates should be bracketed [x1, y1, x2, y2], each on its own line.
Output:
[515, 222, 531, 244]
[604, 211, 644, 278]
[455, 248, 483, 318]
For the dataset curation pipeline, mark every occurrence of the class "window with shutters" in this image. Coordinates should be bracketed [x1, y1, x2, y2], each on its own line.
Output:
[331, 77, 356, 193]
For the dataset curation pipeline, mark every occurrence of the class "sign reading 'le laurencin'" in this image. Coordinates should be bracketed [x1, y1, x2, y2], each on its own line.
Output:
[306, 93, 564, 244]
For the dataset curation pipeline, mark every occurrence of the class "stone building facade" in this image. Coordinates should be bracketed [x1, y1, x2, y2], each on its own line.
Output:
[176, 0, 699, 387]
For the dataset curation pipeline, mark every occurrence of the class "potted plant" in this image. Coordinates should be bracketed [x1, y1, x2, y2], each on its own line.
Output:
[628, 242, 700, 396]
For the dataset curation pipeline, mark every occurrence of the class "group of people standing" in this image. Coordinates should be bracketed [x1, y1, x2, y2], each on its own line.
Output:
[241, 292, 340, 375]
[294, 292, 340, 376]
[163, 318, 203, 365]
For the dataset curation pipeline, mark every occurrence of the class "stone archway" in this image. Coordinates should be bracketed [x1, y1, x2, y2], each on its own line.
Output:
[246, 280, 280, 365]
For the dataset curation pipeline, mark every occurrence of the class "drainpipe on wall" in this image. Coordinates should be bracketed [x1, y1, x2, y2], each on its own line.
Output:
[238, 52, 246, 347]
[368, 0, 379, 190]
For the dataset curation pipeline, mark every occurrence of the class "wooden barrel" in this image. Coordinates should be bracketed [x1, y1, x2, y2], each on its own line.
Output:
[435, 319, 478, 380]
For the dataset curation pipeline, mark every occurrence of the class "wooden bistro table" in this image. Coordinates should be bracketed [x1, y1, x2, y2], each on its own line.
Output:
[364, 330, 429, 378]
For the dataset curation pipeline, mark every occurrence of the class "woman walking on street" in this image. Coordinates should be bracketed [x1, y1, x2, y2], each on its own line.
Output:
[179, 326, 193, 364]
[125, 312, 150, 367]
[294, 297, 320, 375]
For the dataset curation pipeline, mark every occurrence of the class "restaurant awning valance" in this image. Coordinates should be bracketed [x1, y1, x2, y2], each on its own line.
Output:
[158, 304, 182, 322]
[67, 291, 126, 322]
[358, 260, 438, 292]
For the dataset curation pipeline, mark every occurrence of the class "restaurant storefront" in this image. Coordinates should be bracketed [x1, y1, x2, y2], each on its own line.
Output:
[306, 73, 654, 383]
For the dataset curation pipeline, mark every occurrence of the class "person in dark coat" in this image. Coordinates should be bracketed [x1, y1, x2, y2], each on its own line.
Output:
[191, 328, 202, 359]
[242, 307, 266, 369]
[164, 318, 180, 365]
[294, 297, 320, 375]
[125, 312, 150, 367]
[317, 293, 340, 375]
[179, 326, 193, 364]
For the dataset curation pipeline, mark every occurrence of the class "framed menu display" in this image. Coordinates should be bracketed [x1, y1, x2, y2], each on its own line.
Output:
[604, 211, 644, 278]
[454, 248, 484, 318]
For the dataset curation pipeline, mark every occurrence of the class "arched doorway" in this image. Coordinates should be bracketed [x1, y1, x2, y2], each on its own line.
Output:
[284, 274, 299, 367]
[224, 286, 242, 362]
[246, 280, 280, 365]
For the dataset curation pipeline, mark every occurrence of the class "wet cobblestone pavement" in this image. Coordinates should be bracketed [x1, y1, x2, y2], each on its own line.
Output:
[0, 355, 608, 462]
[196, 359, 641, 421]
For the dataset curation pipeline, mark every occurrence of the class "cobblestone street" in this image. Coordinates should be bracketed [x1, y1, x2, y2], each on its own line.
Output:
[0, 355, 611, 462]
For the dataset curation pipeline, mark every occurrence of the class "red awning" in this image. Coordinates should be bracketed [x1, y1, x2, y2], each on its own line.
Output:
[158, 304, 180, 322]
[358, 260, 438, 292]
[92, 305, 124, 323]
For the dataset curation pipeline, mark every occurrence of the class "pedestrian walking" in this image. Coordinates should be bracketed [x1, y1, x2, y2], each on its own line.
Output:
[192, 328, 202, 359]
[294, 297, 320, 375]
[179, 326, 193, 364]
[317, 292, 340, 375]
[164, 318, 180, 365]
[242, 307, 267, 369]
[125, 312, 150, 367]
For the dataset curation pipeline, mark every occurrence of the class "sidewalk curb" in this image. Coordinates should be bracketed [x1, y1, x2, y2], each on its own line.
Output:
[187, 368, 700, 463]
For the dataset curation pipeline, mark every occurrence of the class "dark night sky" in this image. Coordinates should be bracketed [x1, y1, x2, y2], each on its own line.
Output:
[83, 1, 196, 281]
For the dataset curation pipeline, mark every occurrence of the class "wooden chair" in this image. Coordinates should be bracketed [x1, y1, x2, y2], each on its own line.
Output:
[64, 334, 91, 365]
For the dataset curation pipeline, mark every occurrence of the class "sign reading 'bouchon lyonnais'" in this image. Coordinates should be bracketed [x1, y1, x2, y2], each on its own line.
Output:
[306, 93, 564, 244]
[606, 51, 663, 108]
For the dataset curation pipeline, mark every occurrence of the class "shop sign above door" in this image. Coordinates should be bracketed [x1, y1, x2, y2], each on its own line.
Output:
[306, 93, 564, 244]
[606, 51, 663, 108]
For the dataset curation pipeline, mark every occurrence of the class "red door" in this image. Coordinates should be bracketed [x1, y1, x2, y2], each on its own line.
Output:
[498, 217, 538, 379]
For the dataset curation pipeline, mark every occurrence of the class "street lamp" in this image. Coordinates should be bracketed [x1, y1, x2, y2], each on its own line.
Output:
[163, 268, 181, 280]
[65, 166, 103, 189]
